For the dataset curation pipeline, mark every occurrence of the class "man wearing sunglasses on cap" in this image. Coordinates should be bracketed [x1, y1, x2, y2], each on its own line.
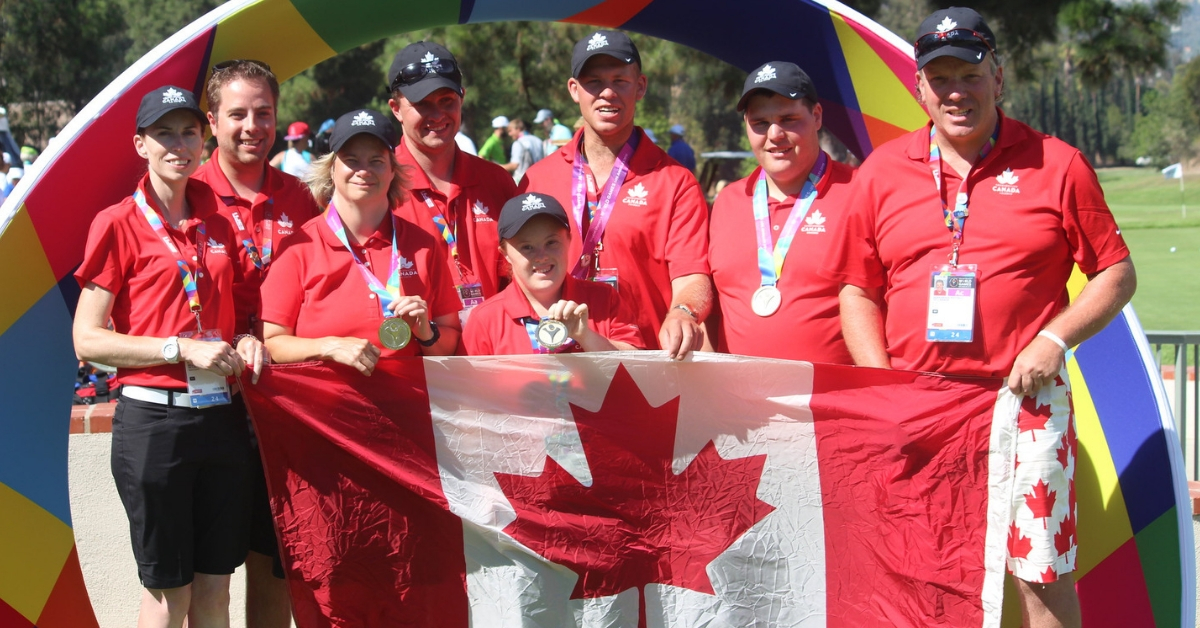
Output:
[193, 58, 320, 628]
[824, 8, 1135, 627]
[387, 41, 517, 336]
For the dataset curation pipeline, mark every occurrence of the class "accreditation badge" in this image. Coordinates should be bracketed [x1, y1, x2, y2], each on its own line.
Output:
[457, 283, 485, 326]
[179, 329, 232, 408]
[926, 264, 978, 343]
[594, 268, 619, 292]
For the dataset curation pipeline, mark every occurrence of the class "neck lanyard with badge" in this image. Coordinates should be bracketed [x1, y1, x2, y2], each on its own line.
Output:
[135, 189, 231, 407]
[421, 191, 484, 325]
[750, 151, 828, 317]
[570, 133, 637, 289]
[924, 123, 998, 343]
[325, 202, 412, 350]
[228, 198, 274, 270]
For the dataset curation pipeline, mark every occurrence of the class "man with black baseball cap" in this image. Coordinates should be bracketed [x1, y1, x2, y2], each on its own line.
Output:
[824, 8, 1135, 627]
[463, 192, 643, 355]
[192, 58, 319, 628]
[520, 29, 712, 361]
[708, 61, 855, 363]
[387, 41, 516, 337]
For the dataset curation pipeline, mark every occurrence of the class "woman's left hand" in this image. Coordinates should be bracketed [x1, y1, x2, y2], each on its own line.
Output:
[389, 296, 434, 342]
[235, 335, 270, 384]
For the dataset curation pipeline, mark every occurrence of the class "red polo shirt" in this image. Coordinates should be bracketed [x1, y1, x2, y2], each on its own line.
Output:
[393, 141, 516, 298]
[75, 175, 240, 388]
[709, 156, 855, 363]
[193, 149, 320, 336]
[822, 113, 1130, 377]
[462, 275, 644, 356]
[259, 209, 461, 358]
[519, 127, 709, 349]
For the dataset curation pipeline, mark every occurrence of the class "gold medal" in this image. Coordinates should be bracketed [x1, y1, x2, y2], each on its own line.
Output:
[379, 317, 412, 350]
[751, 285, 782, 317]
[535, 319, 570, 350]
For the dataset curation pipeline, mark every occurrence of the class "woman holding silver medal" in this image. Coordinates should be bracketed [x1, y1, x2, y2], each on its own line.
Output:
[73, 85, 267, 627]
[261, 109, 461, 374]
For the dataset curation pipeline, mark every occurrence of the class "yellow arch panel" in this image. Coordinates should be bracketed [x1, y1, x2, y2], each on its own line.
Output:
[0, 482, 76, 623]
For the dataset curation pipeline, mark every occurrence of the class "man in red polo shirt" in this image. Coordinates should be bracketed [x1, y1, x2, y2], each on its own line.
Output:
[192, 58, 318, 628]
[709, 61, 854, 363]
[387, 41, 516, 331]
[519, 30, 711, 360]
[823, 9, 1136, 627]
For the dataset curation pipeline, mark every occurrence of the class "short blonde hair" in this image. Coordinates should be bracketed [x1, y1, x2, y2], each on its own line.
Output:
[305, 147, 409, 208]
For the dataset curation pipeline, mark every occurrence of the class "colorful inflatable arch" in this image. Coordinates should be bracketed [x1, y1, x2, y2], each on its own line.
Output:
[0, 0, 1190, 625]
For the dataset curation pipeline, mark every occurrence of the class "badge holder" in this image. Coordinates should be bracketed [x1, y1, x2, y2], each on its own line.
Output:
[179, 329, 233, 407]
[593, 269, 619, 292]
[925, 264, 978, 342]
[457, 283, 485, 326]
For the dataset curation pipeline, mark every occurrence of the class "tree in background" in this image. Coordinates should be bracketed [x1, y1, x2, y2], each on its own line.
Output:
[116, 0, 221, 64]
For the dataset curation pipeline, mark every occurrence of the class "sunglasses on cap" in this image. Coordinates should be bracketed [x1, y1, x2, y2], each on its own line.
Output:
[391, 58, 462, 91]
[211, 59, 272, 73]
[915, 29, 995, 57]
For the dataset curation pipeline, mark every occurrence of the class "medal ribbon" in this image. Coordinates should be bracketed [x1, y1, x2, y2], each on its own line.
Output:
[570, 135, 637, 279]
[324, 202, 404, 318]
[927, 123, 1000, 266]
[135, 188, 205, 328]
[229, 199, 274, 270]
[752, 151, 828, 288]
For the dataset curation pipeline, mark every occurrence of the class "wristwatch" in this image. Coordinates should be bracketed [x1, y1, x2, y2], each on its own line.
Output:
[417, 321, 441, 347]
[162, 336, 181, 364]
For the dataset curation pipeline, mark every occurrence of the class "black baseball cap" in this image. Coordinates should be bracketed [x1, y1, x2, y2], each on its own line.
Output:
[736, 62, 819, 112]
[388, 41, 465, 103]
[571, 30, 641, 78]
[498, 193, 570, 239]
[328, 109, 400, 152]
[136, 85, 205, 131]
[914, 7, 997, 70]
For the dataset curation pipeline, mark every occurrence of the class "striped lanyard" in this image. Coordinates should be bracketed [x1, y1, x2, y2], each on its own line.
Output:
[229, 199, 273, 270]
[421, 192, 459, 260]
[752, 152, 827, 288]
[570, 135, 636, 279]
[134, 188, 205, 331]
[324, 202, 403, 317]
[927, 124, 999, 266]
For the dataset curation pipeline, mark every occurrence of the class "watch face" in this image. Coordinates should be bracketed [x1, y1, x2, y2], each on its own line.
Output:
[163, 338, 179, 362]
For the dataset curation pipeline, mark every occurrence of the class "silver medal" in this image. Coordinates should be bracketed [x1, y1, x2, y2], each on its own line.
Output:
[751, 285, 782, 317]
[535, 319, 570, 350]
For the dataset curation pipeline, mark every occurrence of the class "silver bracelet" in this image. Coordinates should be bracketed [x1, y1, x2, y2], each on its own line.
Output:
[1037, 329, 1069, 352]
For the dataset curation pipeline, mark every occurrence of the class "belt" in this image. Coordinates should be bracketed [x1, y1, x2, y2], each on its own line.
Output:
[122, 385, 194, 408]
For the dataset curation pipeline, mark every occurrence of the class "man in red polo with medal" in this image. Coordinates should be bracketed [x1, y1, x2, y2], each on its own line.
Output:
[824, 8, 1136, 627]
[519, 30, 711, 360]
[387, 41, 516, 332]
[708, 61, 854, 362]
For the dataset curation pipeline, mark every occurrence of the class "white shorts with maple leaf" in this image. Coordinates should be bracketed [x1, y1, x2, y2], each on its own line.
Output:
[1006, 368, 1077, 583]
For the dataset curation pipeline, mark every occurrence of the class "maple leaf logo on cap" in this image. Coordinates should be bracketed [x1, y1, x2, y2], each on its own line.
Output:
[161, 87, 186, 104]
[937, 16, 957, 32]
[351, 111, 375, 127]
[521, 194, 546, 211]
[586, 33, 609, 51]
[421, 51, 437, 64]
[495, 365, 776, 618]
[754, 64, 777, 84]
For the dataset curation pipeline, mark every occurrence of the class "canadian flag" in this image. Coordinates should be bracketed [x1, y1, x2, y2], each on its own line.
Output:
[243, 353, 1020, 628]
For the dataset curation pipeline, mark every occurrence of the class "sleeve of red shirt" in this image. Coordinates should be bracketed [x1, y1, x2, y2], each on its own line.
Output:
[820, 169, 886, 289]
[258, 235, 307, 329]
[75, 208, 127, 293]
[665, 175, 711, 279]
[603, 285, 646, 349]
[1060, 151, 1131, 275]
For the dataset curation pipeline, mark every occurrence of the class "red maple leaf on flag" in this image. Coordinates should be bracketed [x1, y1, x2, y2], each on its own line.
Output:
[1057, 433, 1070, 470]
[495, 365, 776, 627]
[1008, 523, 1032, 560]
[1024, 479, 1057, 528]
[1018, 396, 1052, 440]
[1054, 510, 1076, 557]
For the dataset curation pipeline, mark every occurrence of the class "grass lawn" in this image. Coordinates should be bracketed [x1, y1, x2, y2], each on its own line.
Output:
[1097, 167, 1200, 332]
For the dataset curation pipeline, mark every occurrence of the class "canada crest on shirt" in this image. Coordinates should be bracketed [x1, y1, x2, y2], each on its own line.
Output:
[472, 200, 494, 222]
[398, 254, 418, 277]
[992, 168, 1021, 195]
[800, 208, 827, 235]
[206, 237, 228, 255]
[622, 182, 649, 207]
[276, 212, 294, 235]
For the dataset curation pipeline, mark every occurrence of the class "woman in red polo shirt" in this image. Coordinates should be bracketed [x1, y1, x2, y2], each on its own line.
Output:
[260, 109, 460, 374]
[463, 192, 643, 355]
[73, 86, 267, 627]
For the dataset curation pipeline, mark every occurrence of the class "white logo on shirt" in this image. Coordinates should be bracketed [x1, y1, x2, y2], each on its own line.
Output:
[937, 17, 957, 32]
[277, 213, 294, 229]
[622, 182, 649, 206]
[472, 200, 494, 222]
[521, 194, 546, 211]
[206, 237, 228, 254]
[587, 33, 609, 51]
[801, 209, 827, 235]
[162, 88, 186, 104]
[992, 168, 1021, 195]
[352, 111, 374, 126]
[755, 64, 777, 84]
[399, 254, 417, 276]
